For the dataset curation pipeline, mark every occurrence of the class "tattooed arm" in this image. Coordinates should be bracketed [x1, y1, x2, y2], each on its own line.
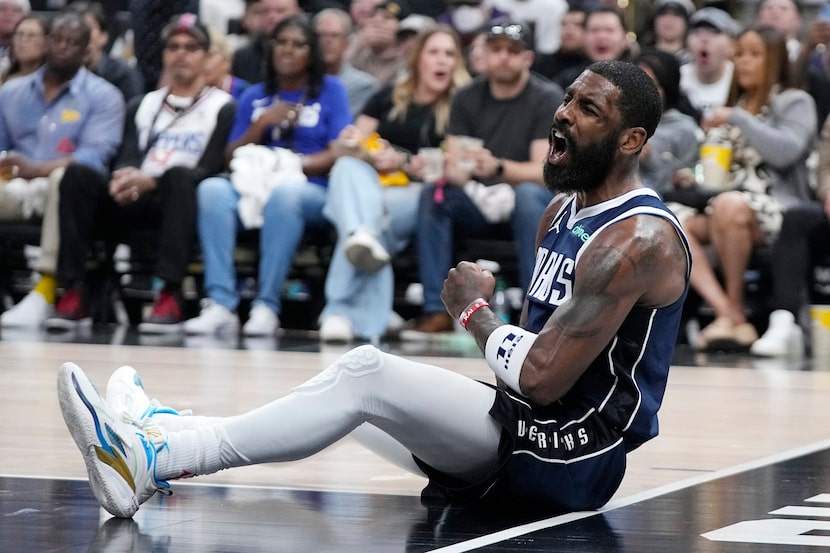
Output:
[444, 213, 688, 406]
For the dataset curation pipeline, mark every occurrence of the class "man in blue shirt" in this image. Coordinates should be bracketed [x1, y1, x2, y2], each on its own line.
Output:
[0, 12, 125, 328]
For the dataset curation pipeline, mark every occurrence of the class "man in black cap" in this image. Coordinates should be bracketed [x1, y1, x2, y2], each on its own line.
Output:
[346, 0, 410, 85]
[406, 20, 564, 336]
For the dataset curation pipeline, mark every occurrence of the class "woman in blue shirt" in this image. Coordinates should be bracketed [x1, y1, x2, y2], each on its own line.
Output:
[186, 15, 352, 337]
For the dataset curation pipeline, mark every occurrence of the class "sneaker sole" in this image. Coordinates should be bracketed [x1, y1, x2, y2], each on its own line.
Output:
[44, 317, 92, 331]
[138, 321, 184, 335]
[57, 363, 140, 518]
[183, 321, 239, 335]
[345, 243, 389, 273]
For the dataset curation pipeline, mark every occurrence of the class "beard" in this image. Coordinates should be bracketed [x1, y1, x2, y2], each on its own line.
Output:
[543, 125, 620, 195]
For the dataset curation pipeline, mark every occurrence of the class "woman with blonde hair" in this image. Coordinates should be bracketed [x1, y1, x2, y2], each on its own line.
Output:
[319, 24, 471, 341]
[687, 25, 817, 351]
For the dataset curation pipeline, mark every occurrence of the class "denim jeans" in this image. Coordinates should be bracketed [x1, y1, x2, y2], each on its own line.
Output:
[197, 176, 329, 314]
[322, 156, 421, 337]
[416, 181, 552, 314]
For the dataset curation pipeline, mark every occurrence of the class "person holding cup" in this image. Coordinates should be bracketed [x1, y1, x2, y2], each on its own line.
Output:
[404, 19, 563, 337]
[318, 24, 471, 342]
[682, 26, 817, 351]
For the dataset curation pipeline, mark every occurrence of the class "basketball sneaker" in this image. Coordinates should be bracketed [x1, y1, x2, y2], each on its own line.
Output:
[106, 365, 190, 428]
[57, 362, 170, 518]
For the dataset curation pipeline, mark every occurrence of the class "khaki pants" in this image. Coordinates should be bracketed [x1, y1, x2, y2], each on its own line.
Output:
[0, 167, 65, 274]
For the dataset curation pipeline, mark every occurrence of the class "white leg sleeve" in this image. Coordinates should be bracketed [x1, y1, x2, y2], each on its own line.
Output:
[159, 346, 502, 484]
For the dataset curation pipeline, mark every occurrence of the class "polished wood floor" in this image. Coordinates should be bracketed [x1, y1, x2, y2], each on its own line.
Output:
[2, 325, 830, 551]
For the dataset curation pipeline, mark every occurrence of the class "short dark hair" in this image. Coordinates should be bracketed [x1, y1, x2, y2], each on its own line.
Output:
[587, 60, 662, 138]
[584, 6, 627, 32]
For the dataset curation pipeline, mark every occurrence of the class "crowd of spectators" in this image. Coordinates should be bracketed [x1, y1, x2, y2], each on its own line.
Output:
[0, 0, 829, 358]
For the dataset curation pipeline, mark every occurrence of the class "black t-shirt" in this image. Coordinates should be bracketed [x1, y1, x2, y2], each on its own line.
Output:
[361, 86, 443, 153]
[449, 74, 563, 185]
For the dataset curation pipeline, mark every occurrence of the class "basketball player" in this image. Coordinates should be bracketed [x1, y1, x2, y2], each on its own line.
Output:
[57, 60, 691, 519]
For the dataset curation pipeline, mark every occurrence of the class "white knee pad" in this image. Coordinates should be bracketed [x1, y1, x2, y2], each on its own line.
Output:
[293, 345, 384, 395]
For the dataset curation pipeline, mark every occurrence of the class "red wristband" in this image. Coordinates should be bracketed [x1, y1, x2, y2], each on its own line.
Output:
[459, 298, 490, 329]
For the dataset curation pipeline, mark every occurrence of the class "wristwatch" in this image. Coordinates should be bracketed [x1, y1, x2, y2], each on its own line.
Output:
[494, 158, 505, 177]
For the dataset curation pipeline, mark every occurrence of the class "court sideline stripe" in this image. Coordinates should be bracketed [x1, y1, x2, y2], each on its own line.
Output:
[427, 436, 830, 552]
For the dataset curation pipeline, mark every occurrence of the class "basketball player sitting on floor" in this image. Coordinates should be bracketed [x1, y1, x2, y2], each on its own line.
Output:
[57, 60, 691, 518]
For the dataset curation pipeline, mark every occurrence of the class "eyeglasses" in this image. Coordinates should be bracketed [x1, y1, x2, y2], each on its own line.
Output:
[486, 23, 527, 44]
[164, 41, 204, 53]
[272, 38, 310, 50]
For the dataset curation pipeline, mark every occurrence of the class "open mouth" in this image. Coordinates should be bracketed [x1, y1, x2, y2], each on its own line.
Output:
[549, 129, 570, 165]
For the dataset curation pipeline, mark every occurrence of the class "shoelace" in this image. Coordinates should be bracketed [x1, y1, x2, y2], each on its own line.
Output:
[119, 409, 174, 496]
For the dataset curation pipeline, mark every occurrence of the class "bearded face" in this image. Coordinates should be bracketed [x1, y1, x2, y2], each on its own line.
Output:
[543, 119, 622, 194]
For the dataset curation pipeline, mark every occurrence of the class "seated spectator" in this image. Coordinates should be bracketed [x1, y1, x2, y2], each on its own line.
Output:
[0, 0, 29, 77]
[751, 113, 830, 357]
[184, 15, 351, 337]
[0, 12, 124, 329]
[532, 6, 589, 91]
[464, 29, 487, 76]
[0, 13, 47, 84]
[679, 7, 739, 118]
[43, 13, 236, 333]
[231, 0, 301, 84]
[755, 0, 802, 62]
[648, 0, 695, 65]
[556, 6, 633, 88]
[204, 27, 250, 100]
[319, 24, 471, 342]
[635, 48, 702, 196]
[64, 1, 144, 102]
[685, 26, 817, 351]
[345, 0, 408, 86]
[405, 20, 563, 337]
[313, 7, 379, 118]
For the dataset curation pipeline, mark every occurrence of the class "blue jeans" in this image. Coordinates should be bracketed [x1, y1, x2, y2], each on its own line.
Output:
[416, 181, 552, 314]
[197, 176, 329, 314]
[322, 157, 421, 337]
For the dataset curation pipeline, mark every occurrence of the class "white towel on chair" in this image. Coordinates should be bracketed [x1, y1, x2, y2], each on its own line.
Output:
[230, 144, 306, 229]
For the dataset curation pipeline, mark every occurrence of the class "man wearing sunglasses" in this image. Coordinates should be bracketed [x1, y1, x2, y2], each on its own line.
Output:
[44, 13, 236, 333]
[406, 20, 563, 337]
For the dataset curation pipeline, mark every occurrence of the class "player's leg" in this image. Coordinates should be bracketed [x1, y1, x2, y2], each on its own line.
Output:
[156, 345, 502, 484]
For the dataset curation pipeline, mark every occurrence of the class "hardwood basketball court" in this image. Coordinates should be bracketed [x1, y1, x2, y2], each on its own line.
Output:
[1, 328, 829, 551]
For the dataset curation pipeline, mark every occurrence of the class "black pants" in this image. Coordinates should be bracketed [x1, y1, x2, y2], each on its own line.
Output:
[57, 163, 198, 287]
[771, 202, 830, 313]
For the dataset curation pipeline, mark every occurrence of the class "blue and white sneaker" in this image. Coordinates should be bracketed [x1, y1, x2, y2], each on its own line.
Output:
[106, 365, 190, 428]
[57, 362, 170, 518]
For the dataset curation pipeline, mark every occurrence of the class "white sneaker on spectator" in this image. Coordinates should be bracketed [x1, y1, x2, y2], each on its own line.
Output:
[1, 291, 52, 327]
[343, 228, 390, 272]
[183, 299, 239, 335]
[243, 303, 279, 336]
[319, 315, 353, 343]
[750, 310, 805, 357]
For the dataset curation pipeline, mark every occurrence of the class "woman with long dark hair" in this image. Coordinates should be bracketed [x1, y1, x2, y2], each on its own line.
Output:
[185, 15, 352, 337]
[686, 25, 817, 351]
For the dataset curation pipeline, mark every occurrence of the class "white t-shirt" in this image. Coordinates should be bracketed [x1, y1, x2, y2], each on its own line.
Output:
[135, 86, 232, 177]
[680, 61, 734, 113]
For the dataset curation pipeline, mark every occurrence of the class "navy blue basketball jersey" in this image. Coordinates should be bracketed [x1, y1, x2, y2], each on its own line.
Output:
[524, 188, 691, 450]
